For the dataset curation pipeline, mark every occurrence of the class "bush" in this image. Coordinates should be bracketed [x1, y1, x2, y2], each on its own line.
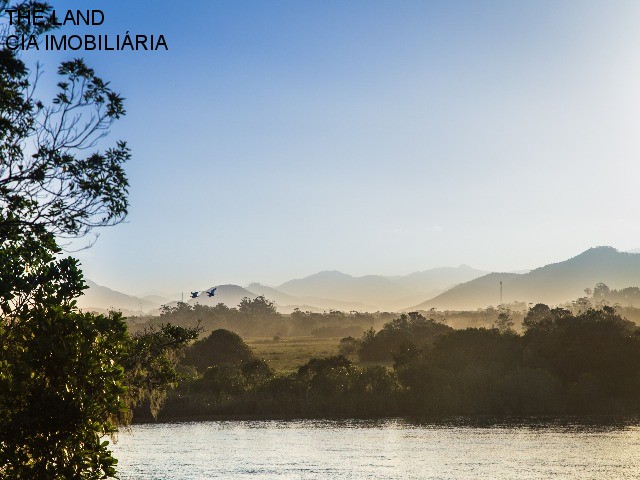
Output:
[182, 329, 255, 372]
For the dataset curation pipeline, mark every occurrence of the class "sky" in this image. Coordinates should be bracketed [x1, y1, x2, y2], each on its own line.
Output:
[19, 0, 640, 295]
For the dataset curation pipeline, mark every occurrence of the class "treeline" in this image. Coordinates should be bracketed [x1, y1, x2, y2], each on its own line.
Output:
[149, 305, 640, 420]
[139, 298, 539, 340]
[156, 329, 401, 419]
[439, 304, 527, 330]
[339, 312, 452, 362]
[567, 283, 640, 324]
[144, 297, 396, 338]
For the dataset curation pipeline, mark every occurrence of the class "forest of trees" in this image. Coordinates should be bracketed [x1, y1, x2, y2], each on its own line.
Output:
[148, 298, 396, 338]
[145, 304, 640, 420]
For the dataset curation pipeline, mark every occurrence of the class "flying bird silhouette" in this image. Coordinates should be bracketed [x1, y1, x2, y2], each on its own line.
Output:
[190, 291, 201, 298]
[207, 288, 217, 297]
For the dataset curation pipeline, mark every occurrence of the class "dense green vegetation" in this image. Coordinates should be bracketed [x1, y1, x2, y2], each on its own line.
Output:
[0, 4, 197, 477]
[150, 298, 395, 338]
[356, 312, 452, 362]
[149, 304, 640, 420]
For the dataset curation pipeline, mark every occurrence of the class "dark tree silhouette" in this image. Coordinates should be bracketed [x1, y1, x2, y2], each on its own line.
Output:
[183, 329, 256, 372]
[0, 3, 198, 477]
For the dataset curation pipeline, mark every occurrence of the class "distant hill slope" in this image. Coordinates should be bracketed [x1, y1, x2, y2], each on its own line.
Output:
[77, 280, 377, 315]
[247, 283, 377, 312]
[141, 294, 173, 305]
[77, 280, 159, 314]
[395, 265, 488, 292]
[413, 247, 640, 310]
[277, 266, 486, 310]
[278, 271, 409, 304]
[246, 283, 302, 306]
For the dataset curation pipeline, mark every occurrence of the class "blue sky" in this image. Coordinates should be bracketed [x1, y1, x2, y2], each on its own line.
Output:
[26, 1, 640, 294]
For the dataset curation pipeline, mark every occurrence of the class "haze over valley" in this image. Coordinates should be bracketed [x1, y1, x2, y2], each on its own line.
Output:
[78, 246, 640, 315]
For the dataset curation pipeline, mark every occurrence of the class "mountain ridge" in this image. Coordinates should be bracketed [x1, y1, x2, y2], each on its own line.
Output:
[78, 247, 640, 314]
[412, 247, 640, 310]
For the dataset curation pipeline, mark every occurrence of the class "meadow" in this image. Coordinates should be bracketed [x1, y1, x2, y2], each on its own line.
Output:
[246, 337, 342, 373]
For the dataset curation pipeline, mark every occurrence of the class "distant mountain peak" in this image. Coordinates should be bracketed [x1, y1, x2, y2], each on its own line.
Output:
[412, 246, 640, 310]
[561, 246, 631, 265]
[314, 270, 352, 278]
[577, 246, 619, 255]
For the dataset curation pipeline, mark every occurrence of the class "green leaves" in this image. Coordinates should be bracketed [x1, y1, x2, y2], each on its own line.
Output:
[1, 43, 130, 243]
[0, 309, 128, 478]
[0, 3, 136, 477]
[120, 323, 201, 420]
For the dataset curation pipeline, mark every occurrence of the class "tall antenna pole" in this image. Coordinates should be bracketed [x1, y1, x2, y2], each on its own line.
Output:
[500, 281, 503, 306]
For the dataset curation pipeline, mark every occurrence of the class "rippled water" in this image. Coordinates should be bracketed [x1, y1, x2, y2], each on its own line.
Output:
[110, 418, 640, 479]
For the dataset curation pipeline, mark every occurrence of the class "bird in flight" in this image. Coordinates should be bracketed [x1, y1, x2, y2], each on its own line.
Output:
[190, 291, 201, 298]
[207, 288, 217, 297]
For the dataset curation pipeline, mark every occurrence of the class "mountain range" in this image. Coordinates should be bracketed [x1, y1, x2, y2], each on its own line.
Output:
[76, 280, 159, 316]
[274, 265, 487, 311]
[413, 247, 640, 310]
[77, 247, 640, 314]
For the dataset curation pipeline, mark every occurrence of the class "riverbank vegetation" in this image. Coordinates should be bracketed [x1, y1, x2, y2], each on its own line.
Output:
[140, 304, 640, 421]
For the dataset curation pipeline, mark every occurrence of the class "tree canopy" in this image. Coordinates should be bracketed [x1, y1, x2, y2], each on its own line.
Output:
[0, 3, 198, 477]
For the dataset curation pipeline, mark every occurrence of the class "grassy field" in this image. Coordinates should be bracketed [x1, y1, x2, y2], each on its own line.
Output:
[246, 337, 342, 373]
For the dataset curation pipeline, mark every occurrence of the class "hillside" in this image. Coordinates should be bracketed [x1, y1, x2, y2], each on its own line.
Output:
[277, 271, 409, 304]
[77, 280, 159, 314]
[277, 266, 486, 310]
[413, 247, 640, 310]
[247, 283, 377, 312]
[80, 248, 639, 314]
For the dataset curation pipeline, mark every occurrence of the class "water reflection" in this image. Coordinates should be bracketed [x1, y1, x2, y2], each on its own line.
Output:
[111, 417, 640, 479]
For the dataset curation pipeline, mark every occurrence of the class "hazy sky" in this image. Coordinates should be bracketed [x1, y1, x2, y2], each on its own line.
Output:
[28, 1, 640, 294]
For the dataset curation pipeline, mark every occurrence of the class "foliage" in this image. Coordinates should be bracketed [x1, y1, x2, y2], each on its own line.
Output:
[0, 3, 197, 477]
[0, 308, 127, 479]
[0, 306, 199, 477]
[494, 308, 515, 333]
[357, 312, 452, 362]
[238, 296, 277, 317]
[120, 323, 200, 420]
[591, 282, 640, 308]
[159, 306, 640, 419]
[338, 336, 360, 356]
[182, 329, 255, 373]
[155, 301, 391, 339]
[163, 353, 400, 419]
[395, 306, 640, 415]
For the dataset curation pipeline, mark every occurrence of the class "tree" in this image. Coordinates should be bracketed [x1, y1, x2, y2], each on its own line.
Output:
[522, 303, 552, 332]
[0, 3, 197, 477]
[1, 1, 128, 321]
[358, 312, 452, 362]
[182, 329, 255, 372]
[0, 309, 128, 478]
[593, 283, 611, 300]
[338, 336, 360, 356]
[238, 295, 278, 317]
[120, 323, 200, 421]
[494, 308, 515, 333]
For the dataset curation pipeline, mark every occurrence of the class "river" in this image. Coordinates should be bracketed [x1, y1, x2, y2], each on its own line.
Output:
[110, 418, 640, 479]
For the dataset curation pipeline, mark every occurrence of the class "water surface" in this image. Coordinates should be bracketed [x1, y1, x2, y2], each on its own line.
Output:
[110, 418, 640, 479]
